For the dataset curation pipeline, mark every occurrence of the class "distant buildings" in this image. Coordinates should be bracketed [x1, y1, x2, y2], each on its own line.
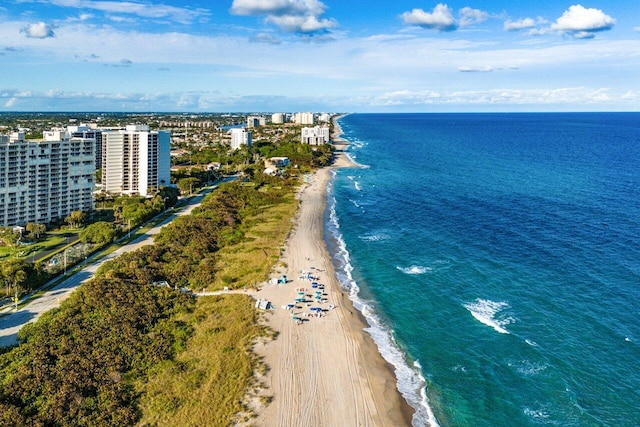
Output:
[230, 128, 252, 150]
[271, 113, 284, 124]
[102, 125, 171, 197]
[301, 126, 330, 145]
[0, 131, 95, 227]
[247, 116, 266, 128]
[294, 112, 315, 125]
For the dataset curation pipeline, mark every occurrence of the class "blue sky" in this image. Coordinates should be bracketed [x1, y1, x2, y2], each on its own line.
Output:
[1, 1, 639, 112]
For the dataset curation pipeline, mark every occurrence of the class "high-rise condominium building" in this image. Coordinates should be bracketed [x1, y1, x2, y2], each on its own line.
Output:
[294, 112, 315, 125]
[0, 131, 95, 227]
[230, 128, 252, 150]
[102, 125, 170, 197]
[68, 124, 103, 169]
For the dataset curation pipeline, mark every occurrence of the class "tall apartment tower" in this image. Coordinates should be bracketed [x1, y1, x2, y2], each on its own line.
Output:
[68, 124, 103, 169]
[271, 113, 284, 124]
[230, 128, 252, 150]
[294, 112, 315, 125]
[102, 125, 171, 197]
[0, 131, 95, 227]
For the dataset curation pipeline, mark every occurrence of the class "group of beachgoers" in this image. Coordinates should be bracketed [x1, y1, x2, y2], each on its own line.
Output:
[278, 266, 336, 324]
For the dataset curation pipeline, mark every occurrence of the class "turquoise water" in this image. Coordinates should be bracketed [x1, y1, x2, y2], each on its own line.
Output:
[326, 113, 640, 426]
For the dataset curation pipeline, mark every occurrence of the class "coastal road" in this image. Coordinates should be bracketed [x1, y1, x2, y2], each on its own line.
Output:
[0, 184, 221, 347]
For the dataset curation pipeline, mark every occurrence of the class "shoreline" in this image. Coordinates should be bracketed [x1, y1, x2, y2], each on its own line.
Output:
[251, 115, 414, 426]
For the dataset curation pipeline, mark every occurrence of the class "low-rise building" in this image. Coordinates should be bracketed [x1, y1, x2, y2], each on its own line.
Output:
[301, 126, 330, 145]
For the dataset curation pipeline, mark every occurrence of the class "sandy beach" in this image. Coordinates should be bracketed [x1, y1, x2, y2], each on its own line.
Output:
[251, 117, 413, 426]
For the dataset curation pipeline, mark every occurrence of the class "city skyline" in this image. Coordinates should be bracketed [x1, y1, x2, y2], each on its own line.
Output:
[1, 1, 640, 112]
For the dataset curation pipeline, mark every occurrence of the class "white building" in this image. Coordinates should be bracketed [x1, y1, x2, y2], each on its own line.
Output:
[230, 128, 252, 150]
[317, 113, 331, 123]
[301, 126, 330, 145]
[247, 116, 266, 128]
[271, 113, 284, 124]
[102, 125, 171, 197]
[294, 112, 315, 125]
[68, 124, 103, 169]
[0, 131, 95, 227]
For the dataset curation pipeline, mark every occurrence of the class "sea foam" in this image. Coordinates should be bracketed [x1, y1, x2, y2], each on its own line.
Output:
[397, 265, 433, 275]
[326, 174, 439, 427]
[463, 298, 513, 334]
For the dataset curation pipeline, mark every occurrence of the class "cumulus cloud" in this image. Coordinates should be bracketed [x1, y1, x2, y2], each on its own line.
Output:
[458, 7, 488, 27]
[401, 4, 489, 31]
[550, 5, 615, 38]
[20, 22, 55, 38]
[401, 4, 456, 31]
[230, 0, 337, 34]
[504, 18, 537, 31]
[5, 98, 18, 108]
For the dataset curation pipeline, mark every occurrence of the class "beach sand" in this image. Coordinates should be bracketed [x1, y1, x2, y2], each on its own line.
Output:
[251, 117, 413, 426]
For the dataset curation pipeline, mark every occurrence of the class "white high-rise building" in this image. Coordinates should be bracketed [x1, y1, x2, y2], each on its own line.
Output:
[102, 125, 171, 197]
[301, 126, 330, 145]
[271, 113, 284, 124]
[0, 131, 95, 227]
[294, 112, 315, 125]
[230, 128, 252, 150]
[247, 116, 266, 128]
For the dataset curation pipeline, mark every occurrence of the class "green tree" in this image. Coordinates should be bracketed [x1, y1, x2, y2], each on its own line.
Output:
[64, 210, 86, 228]
[26, 222, 46, 240]
[79, 222, 119, 246]
[177, 177, 199, 195]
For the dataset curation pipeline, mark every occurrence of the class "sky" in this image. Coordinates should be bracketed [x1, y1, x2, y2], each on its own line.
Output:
[1, 0, 639, 112]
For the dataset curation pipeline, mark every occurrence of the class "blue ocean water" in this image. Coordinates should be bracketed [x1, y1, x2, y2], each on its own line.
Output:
[326, 113, 640, 427]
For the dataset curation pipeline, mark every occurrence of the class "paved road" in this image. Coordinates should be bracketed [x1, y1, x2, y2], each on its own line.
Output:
[0, 186, 217, 347]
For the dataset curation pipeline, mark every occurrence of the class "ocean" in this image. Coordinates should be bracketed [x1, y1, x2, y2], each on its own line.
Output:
[325, 113, 640, 427]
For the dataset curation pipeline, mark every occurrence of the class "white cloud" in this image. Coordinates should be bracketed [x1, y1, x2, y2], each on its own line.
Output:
[266, 14, 336, 33]
[401, 4, 456, 31]
[550, 5, 615, 37]
[48, 0, 208, 24]
[372, 87, 615, 107]
[5, 97, 18, 108]
[250, 33, 282, 44]
[634, 27, 640, 33]
[401, 4, 489, 31]
[458, 65, 493, 72]
[230, 0, 336, 34]
[20, 22, 55, 38]
[458, 7, 488, 27]
[504, 18, 537, 31]
[231, 0, 326, 17]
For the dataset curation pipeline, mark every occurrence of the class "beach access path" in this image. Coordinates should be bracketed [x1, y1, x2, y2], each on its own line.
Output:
[250, 138, 413, 426]
[0, 183, 223, 347]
